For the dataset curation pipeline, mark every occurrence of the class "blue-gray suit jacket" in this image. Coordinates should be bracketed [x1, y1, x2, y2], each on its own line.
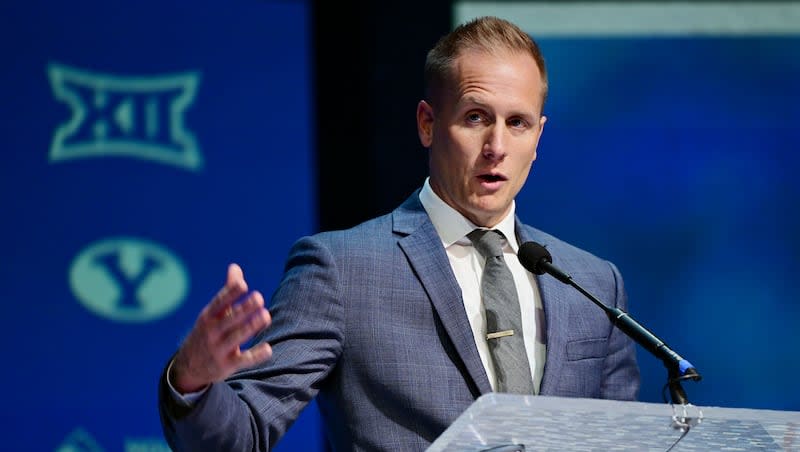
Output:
[159, 191, 640, 451]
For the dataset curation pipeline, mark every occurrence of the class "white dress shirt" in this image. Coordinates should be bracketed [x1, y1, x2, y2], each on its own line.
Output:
[418, 178, 544, 392]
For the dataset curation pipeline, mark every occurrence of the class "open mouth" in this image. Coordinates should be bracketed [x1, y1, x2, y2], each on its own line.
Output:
[478, 174, 506, 183]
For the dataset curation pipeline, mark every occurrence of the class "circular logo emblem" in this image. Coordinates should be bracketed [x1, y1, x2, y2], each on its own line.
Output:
[69, 237, 189, 322]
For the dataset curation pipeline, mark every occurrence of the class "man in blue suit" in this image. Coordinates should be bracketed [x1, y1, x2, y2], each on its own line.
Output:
[159, 16, 639, 451]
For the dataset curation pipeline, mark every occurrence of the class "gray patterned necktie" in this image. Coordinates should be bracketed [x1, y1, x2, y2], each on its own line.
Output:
[468, 229, 535, 395]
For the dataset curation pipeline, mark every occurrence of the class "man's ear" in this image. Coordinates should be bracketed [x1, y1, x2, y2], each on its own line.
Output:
[531, 115, 547, 163]
[416, 100, 434, 148]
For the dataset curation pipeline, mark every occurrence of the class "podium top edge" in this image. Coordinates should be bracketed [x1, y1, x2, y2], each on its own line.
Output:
[474, 393, 800, 422]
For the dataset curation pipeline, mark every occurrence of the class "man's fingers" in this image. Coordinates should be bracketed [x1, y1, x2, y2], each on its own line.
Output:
[221, 304, 272, 352]
[216, 290, 265, 331]
[238, 342, 273, 368]
[226, 262, 245, 287]
[207, 263, 249, 319]
[175, 303, 270, 389]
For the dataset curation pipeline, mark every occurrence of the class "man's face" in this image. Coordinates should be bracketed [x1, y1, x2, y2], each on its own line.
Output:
[417, 49, 546, 228]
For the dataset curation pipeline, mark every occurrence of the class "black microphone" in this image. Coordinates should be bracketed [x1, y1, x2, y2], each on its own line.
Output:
[518, 242, 701, 389]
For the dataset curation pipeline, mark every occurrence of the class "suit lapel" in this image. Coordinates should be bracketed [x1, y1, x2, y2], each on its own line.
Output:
[393, 194, 492, 396]
[516, 225, 570, 395]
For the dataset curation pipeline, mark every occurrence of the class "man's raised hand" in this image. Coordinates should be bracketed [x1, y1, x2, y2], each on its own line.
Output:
[170, 263, 273, 393]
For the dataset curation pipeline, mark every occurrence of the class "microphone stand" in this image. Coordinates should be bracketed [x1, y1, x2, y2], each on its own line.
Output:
[668, 367, 691, 405]
[538, 260, 702, 405]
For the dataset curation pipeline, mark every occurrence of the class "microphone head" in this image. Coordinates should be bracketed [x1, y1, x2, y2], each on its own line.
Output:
[518, 241, 552, 275]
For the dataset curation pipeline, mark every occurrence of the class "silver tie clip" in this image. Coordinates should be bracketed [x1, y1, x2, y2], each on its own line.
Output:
[487, 330, 515, 340]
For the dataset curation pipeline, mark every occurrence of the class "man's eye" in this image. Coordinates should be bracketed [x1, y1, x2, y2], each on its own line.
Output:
[509, 118, 527, 128]
[466, 113, 483, 123]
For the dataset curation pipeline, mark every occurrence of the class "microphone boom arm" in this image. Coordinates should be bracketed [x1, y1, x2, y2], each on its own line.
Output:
[523, 244, 702, 405]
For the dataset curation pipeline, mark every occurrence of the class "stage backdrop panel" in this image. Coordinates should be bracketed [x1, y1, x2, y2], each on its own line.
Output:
[0, 1, 322, 450]
[456, 1, 800, 411]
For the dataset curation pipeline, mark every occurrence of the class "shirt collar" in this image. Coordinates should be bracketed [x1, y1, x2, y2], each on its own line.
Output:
[419, 177, 519, 252]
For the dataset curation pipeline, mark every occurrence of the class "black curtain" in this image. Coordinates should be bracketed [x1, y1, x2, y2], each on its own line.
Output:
[314, 1, 451, 232]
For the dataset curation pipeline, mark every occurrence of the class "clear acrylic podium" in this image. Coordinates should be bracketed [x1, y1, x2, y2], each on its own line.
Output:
[427, 393, 800, 451]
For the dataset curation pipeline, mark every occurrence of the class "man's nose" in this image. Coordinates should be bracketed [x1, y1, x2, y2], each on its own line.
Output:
[482, 124, 507, 161]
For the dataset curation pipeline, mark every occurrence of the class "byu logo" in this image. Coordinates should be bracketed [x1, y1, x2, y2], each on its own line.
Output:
[48, 63, 202, 171]
[69, 237, 189, 323]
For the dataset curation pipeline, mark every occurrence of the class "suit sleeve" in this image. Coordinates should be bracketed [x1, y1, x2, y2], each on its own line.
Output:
[600, 261, 641, 401]
[158, 235, 344, 451]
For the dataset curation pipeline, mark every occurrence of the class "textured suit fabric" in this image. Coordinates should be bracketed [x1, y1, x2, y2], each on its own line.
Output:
[158, 190, 640, 451]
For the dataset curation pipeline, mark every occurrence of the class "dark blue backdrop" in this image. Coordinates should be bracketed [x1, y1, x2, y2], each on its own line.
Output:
[0, 1, 320, 450]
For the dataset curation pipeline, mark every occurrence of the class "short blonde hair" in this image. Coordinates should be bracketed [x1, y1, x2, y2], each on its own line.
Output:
[424, 16, 548, 111]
